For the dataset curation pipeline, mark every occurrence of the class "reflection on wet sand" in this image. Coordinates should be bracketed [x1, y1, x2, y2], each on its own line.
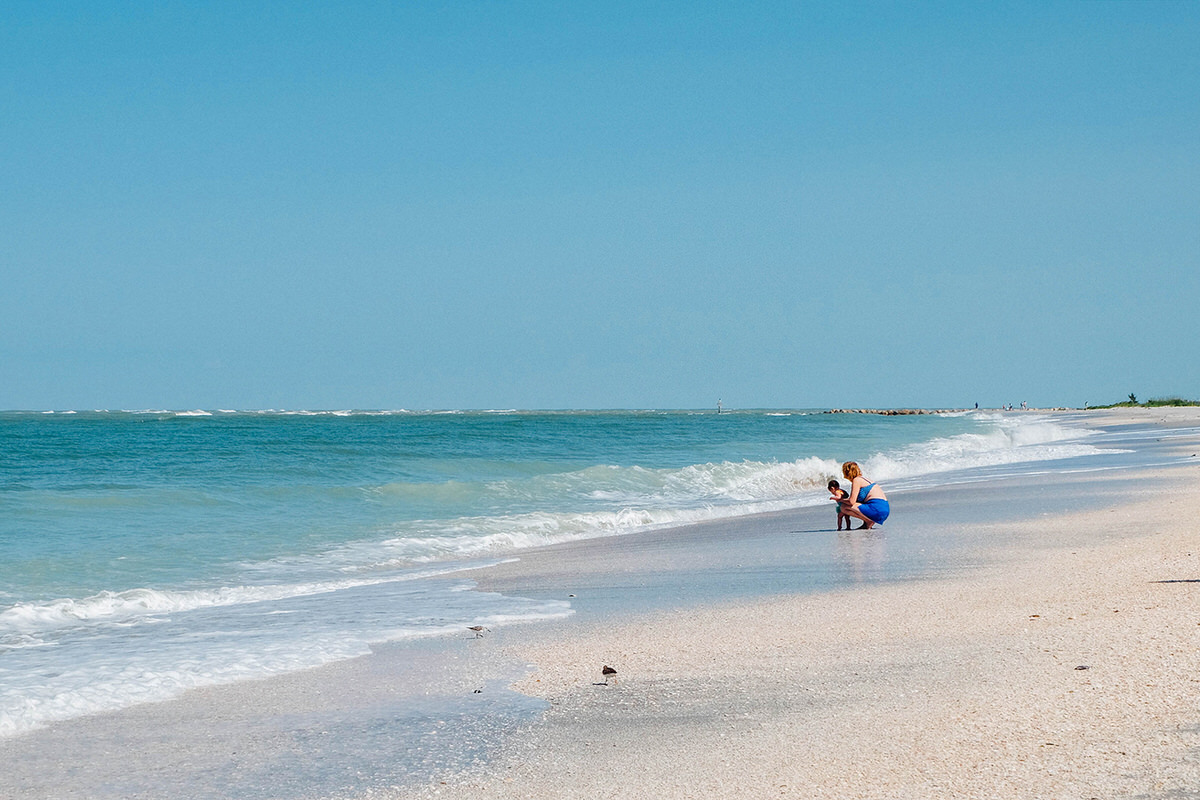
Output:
[836, 529, 887, 583]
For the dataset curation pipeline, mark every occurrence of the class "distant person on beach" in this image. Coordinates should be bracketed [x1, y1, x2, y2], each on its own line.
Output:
[839, 461, 890, 529]
[828, 479, 851, 530]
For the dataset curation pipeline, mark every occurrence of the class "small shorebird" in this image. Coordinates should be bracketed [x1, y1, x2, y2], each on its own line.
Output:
[467, 625, 489, 638]
[601, 665, 617, 685]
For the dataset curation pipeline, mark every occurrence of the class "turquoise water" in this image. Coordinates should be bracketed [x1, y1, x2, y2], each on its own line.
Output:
[0, 408, 1111, 736]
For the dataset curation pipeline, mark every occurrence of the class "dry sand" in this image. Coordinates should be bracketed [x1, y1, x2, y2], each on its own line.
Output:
[386, 463, 1200, 798]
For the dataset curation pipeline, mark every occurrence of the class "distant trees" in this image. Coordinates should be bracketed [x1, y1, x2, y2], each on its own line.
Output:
[1089, 394, 1199, 409]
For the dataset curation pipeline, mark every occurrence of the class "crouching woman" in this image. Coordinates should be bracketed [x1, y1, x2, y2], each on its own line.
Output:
[839, 461, 890, 530]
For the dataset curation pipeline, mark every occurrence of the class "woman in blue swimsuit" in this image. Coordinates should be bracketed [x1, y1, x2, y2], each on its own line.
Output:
[839, 461, 890, 529]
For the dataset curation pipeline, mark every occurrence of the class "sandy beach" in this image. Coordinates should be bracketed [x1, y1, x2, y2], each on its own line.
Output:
[383, 409, 1200, 800]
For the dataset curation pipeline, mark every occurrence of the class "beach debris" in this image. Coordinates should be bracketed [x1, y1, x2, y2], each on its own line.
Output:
[467, 625, 490, 638]
[601, 665, 617, 685]
[1075, 665, 1090, 670]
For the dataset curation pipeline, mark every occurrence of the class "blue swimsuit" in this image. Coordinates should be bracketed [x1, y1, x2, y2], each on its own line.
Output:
[856, 482, 890, 525]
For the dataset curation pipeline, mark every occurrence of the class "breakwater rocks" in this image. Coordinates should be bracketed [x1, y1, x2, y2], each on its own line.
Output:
[825, 408, 969, 416]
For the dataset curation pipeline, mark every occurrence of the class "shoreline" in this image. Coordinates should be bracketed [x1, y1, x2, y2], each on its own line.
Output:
[3, 409, 1199, 798]
[387, 461, 1200, 799]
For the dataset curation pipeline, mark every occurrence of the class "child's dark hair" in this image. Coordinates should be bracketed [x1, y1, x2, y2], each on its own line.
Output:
[827, 479, 840, 491]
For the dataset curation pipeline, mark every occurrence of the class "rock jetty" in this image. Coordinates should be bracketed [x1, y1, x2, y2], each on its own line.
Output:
[824, 408, 969, 416]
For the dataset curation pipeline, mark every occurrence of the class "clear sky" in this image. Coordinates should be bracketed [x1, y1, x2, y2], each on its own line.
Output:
[3, 1, 1197, 411]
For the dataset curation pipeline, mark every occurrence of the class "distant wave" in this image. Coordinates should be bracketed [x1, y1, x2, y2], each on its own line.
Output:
[864, 413, 1109, 481]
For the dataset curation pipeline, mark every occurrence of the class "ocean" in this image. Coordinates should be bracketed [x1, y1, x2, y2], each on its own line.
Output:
[0, 408, 1135, 739]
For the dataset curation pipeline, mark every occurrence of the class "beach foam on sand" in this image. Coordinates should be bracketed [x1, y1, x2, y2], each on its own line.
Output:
[387, 463, 1200, 798]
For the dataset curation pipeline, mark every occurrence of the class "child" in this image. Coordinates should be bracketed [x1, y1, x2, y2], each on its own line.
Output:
[828, 479, 851, 530]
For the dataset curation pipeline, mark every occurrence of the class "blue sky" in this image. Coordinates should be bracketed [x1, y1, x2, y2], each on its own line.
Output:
[3, 1, 1197, 410]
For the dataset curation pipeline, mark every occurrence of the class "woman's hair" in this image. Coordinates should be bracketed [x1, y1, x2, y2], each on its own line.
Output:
[841, 461, 861, 480]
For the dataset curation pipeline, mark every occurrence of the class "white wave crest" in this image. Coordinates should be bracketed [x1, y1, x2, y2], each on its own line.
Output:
[863, 415, 1108, 482]
[0, 566, 483, 636]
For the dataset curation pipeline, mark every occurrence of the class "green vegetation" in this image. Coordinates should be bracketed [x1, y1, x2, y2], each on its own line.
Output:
[1145, 396, 1200, 407]
[1086, 395, 1200, 409]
